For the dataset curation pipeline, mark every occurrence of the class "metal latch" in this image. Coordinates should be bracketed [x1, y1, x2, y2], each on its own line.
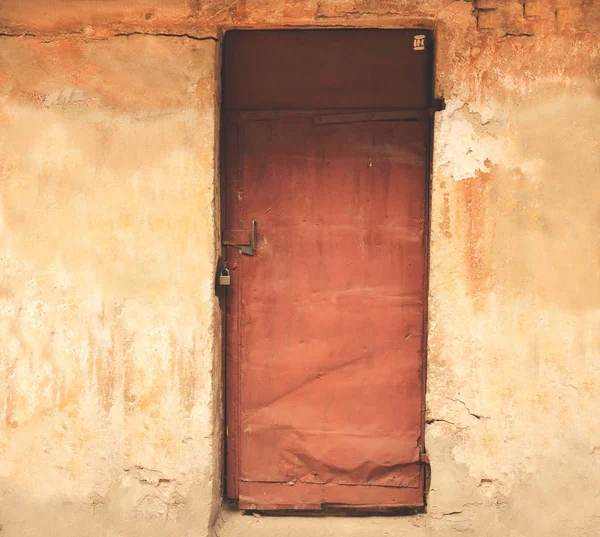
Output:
[222, 220, 256, 256]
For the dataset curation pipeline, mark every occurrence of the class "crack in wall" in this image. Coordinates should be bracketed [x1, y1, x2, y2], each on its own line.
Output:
[2, 0, 598, 40]
[0, 32, 35, 37]
[499, 32, 534, 39]
[114, 31, 219, 42]
[430, 501, 484, 520]
[0, 31, 218, 42]
[444, 397, 491, 420]
[125, 466, 175, 487]
[426, 418, 469, 430]
[315, 9, 407, 19]
[431, 510, 463, 519]
[436, 0, 464, 17]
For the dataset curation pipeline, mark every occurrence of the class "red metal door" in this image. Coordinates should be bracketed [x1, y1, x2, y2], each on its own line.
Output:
[223, 30, 431, 511]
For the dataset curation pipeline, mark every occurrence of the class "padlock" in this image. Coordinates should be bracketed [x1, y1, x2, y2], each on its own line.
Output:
[219, 268, 231, 286]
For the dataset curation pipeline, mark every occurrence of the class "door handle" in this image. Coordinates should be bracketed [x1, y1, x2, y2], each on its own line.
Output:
[223, 220, 256, 256]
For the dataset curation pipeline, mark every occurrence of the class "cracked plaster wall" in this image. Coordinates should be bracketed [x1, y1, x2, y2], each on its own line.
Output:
[0, 1, 599, 536]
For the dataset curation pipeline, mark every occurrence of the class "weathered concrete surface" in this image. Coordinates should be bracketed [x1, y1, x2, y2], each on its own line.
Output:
[0, 34, 222, 536]
[0, 1, 599, 536]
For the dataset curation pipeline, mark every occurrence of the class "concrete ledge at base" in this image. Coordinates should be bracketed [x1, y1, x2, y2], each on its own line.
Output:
[212, 507, 429, 537]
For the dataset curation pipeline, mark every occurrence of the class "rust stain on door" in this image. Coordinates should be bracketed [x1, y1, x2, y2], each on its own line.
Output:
[223, 30, 431, 511]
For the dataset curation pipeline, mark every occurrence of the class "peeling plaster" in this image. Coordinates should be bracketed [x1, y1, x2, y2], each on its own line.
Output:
[434, 100, 502, 181]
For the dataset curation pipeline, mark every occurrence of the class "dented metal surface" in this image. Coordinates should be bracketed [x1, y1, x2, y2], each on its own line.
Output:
[225, 112, 429, 510]
[226, 115, 429, 509]
[223, 30, 431, 511]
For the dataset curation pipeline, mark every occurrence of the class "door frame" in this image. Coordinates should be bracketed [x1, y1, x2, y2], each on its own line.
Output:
[217, 27, 437, 512]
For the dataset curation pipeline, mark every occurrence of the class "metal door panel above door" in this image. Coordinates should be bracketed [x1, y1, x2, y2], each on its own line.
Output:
[223, 29, 431, 110]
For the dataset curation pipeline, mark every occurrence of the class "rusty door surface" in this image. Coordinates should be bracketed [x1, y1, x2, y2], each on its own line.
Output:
[223, 30, 431, 511]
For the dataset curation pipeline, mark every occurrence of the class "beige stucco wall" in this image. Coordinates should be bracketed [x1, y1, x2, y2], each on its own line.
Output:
[0, 1, 599, 536]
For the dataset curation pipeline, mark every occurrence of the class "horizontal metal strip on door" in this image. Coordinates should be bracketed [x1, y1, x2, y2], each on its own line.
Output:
[314, 109, 429, 125]
[314, 100, 445, 124]
[232, 102, 445, 124]
[239, 481, 425, 510]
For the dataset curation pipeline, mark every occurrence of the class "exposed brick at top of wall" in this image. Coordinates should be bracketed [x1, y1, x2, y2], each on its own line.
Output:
[472, 0, 600, 36]
[0, 0, 598, 38]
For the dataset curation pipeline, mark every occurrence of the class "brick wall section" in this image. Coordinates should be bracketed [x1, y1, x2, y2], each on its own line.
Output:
[1, 0, 599, 38]
[473, 0, 600, 35]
